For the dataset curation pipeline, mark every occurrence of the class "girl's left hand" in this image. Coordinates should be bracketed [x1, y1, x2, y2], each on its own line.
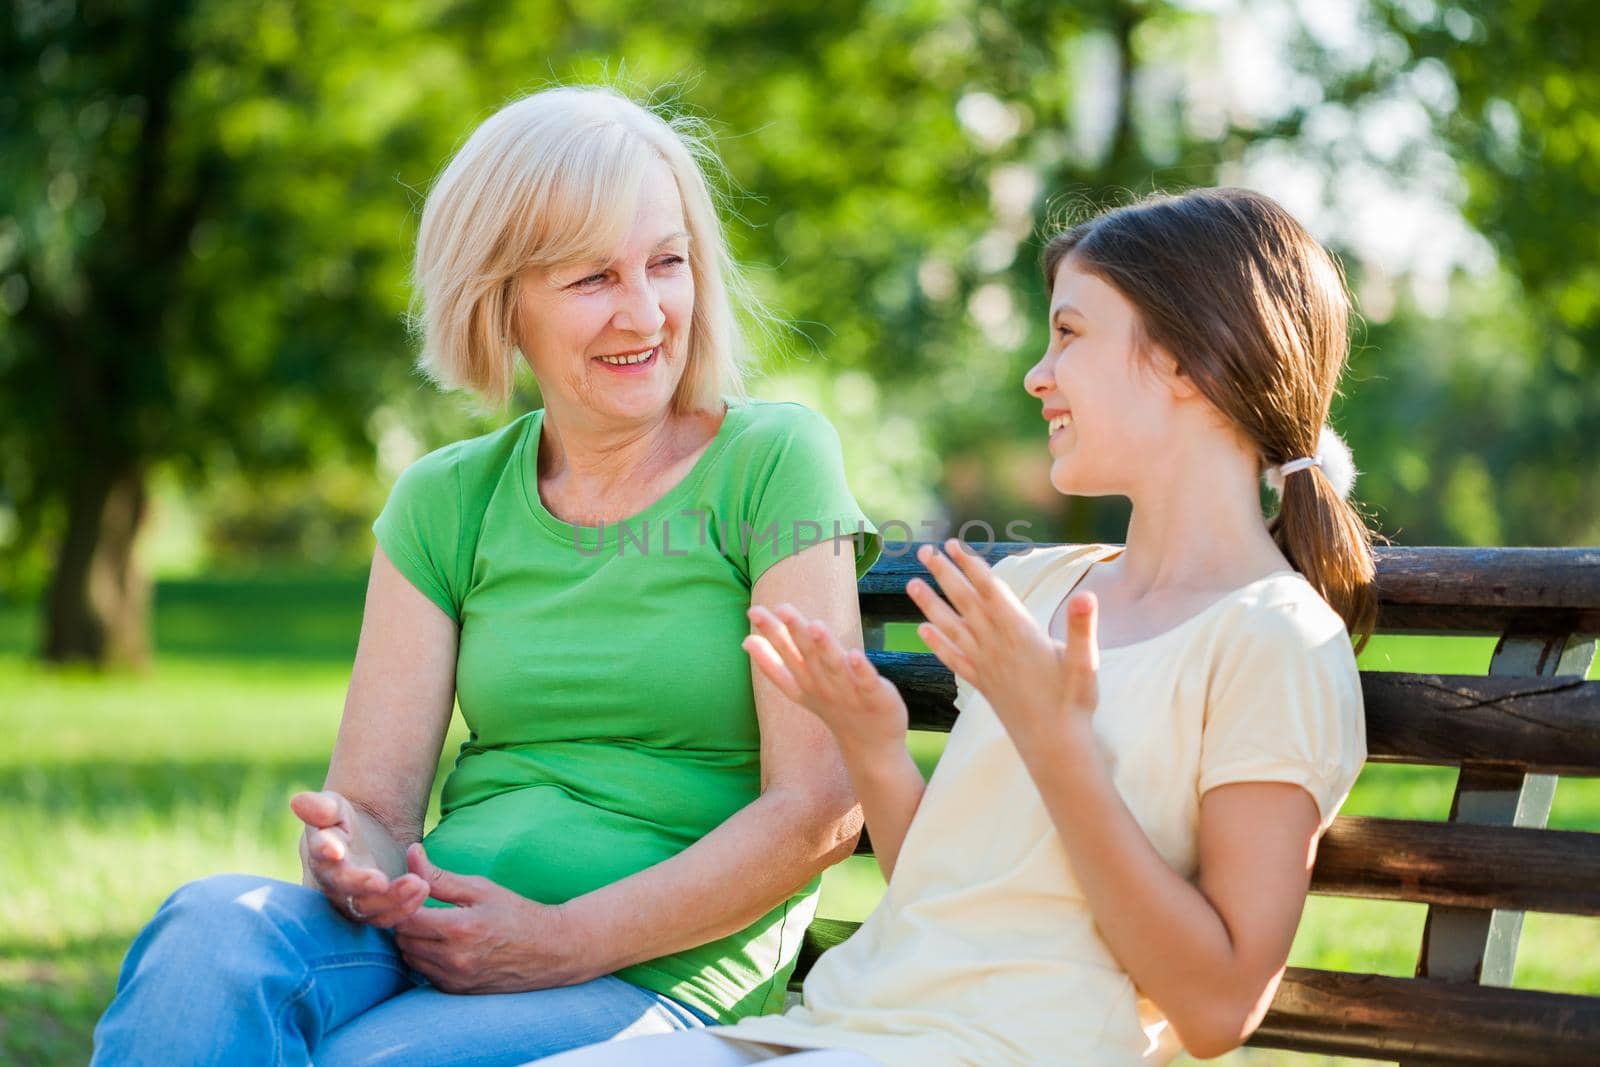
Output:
[390, 844, 583, 993]
[908, 540, 1101, 744]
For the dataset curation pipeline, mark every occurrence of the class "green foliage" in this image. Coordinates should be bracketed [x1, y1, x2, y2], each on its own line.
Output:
[1310, 2, 1600, 544]
[1, 0, 1595, 620]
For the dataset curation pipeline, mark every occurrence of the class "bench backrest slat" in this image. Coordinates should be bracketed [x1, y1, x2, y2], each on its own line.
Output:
[1257, 967, 1600, 1065]
[871, 651, 1600, 775]
[1311, 815, 1600, 915]
[859, 544, 1600, 634]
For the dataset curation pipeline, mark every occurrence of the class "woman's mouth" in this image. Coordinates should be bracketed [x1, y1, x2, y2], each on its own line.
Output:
[594, 345, 660, 372]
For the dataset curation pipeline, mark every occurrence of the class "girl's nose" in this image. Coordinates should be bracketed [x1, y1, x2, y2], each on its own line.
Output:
[1024, 353, 1054, 396]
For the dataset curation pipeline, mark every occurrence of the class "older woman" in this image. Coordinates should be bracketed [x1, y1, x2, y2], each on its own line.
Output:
[92, 87, 881, 1065]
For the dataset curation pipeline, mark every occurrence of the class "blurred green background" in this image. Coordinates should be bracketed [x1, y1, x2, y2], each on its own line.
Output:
[2, 0, 1598, 1063]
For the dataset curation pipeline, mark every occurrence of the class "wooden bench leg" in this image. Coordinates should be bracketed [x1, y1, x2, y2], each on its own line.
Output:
[1403, 632, 1597, 1067]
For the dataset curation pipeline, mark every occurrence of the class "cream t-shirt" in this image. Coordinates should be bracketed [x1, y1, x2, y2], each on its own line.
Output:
[724, 544, 1366, 1066]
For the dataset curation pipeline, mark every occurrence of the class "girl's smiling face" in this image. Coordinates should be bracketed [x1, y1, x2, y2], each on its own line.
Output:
[1023, 256, 1190, 498]
[513, 157, 695, 426]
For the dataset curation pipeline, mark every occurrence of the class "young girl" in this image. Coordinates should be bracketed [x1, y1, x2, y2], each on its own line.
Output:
[542, 187, 1372, 1066]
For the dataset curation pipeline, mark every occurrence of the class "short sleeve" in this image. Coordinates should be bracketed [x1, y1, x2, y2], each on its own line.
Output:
[745, 405, 882, 585]
[1197, 600, 1366, 830]
[371, 445, 468, 625]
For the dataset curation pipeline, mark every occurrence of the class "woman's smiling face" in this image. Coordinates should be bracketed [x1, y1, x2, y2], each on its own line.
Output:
[1023, 255, 1187, 498]
[514, 157, 695, 424]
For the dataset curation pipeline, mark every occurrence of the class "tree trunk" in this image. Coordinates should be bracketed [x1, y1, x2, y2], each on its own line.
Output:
[42, 464, 150, 667]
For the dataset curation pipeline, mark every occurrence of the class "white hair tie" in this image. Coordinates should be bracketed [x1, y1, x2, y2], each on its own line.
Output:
[1264, 425, 1357, 499]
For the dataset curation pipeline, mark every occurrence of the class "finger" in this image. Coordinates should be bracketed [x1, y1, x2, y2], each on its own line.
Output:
[363, 876, 431, 928]
[345, 868, 419, 913]
[314, 854, 386, 894]
[306, 827, 350, 864]
[845, 649, 899, 710]
[338, 865, 390, 897]
[917, 543, 983, 618]
[407, 843, 483, 907]
[905, 576, 966, 633]
[748, 606, 810, 678]
[905, 578, 978, 661]
[934, 537, 998, 598]
[1064, 592, 1100, 708]
[392, 901, 457, 941]
[742, 635, 806, 703]
[772, 604, 825, 663]
[940, 538, 1015, 609]
[290, 790, 347, 830]
[844, 647, 881, 692]
[801, 619, 852, 681]
[918, 621, 977, 687]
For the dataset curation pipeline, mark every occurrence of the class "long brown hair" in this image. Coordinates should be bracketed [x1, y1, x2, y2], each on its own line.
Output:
[1042, 188, 1377, 645]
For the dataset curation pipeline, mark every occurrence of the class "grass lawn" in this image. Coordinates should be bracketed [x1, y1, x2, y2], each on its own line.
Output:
[1, 574, 1596, 1065]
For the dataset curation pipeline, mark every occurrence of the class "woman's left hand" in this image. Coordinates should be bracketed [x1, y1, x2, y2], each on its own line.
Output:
[390, 843, 583, 994]
[908, 540, 1101, 745]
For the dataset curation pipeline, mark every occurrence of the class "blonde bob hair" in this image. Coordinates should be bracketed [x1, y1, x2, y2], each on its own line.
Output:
[413, 86, 755, 411]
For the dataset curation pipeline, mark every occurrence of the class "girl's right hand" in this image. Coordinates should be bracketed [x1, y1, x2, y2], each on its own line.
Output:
[289, 790, 430, 928]
[744, 604, 908, 758]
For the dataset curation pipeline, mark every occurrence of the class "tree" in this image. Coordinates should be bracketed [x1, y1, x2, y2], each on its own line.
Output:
[8, 0, 1591, 667]
[0, 3, 480, 664]
[0, 0, 1267, 664]
[1283, 0, 1600, 544]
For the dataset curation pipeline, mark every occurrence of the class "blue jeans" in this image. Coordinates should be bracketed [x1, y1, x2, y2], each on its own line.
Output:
[92, 874, 710, 1066]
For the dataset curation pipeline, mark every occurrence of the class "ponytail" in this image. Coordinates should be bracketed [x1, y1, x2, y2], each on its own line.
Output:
[1266, 429, 1378, 650]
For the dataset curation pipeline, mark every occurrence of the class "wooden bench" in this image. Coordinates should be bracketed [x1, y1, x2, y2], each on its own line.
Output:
[792, 543, 1600, 1065]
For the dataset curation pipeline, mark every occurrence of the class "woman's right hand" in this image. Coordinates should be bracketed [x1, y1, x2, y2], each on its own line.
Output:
[290, 790, 430, 928]
[744, 603, 908, 759]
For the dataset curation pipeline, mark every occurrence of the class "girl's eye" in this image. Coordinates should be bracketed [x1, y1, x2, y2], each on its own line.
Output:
[1055, 324, 1075, 340]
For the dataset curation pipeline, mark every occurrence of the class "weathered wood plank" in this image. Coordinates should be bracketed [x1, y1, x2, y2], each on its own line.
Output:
[792, 927, 1600, 1064]
[1360, 672, 1600, 775]
[860, 544, 1600, 634]
[873, 652, 1600, 774]
[1252, 967, 1600, 1064]
[1311, 816, 1600, 915]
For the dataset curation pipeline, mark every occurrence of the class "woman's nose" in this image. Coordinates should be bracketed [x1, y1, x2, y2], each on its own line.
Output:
[613, 275, 666, 337]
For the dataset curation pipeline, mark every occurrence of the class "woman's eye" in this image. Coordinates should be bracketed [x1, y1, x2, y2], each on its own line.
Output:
[570, 272, 607, 288]
[652, 255, 685, 269]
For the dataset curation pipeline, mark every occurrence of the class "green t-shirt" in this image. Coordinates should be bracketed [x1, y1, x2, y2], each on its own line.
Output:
[371, 398, 882, 1022]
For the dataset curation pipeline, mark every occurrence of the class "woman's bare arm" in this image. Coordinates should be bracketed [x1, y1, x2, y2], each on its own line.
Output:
[743, 601, 925, 881]
[292, 545, 458, 925]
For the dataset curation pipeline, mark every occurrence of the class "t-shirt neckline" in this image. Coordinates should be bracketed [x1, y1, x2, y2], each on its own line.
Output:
[517, 399, 742, 547]
[1041, 547, 1301, 657]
